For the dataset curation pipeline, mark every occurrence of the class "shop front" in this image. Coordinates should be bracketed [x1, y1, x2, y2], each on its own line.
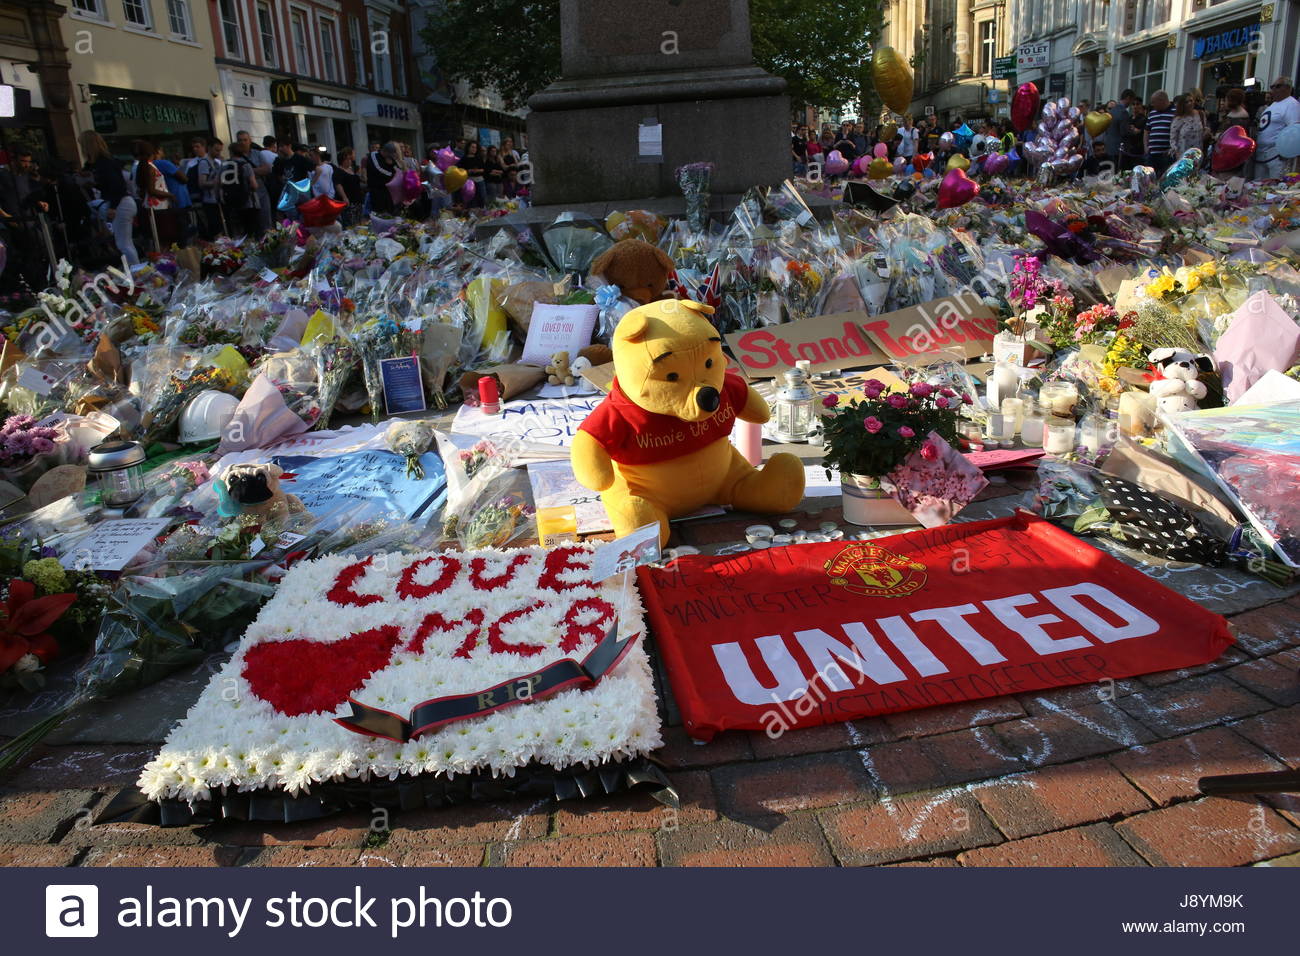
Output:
[1184, 15, 1263, 119]
[87, 86, 213, 162]
[360, 96, 422, 156]
[0, 58, 51, 160]
[297, 85, 356, 157]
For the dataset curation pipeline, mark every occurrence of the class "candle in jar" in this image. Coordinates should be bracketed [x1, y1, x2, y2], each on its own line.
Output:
[1039, 382, 1079, 417]
[1020, 409, 1045, 447]
[1000, 397, 1025, 435]
[1118, 390, 1156, 437]
[1079, 415, 1107, 454]
[1043, 417, 1075, 455]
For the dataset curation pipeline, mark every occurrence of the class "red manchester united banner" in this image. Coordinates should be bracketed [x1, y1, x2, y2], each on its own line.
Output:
[637, 514, 1234, 740]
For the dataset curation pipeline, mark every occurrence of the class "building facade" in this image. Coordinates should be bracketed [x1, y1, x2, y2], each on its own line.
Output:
[58, 0, 222, 161]
[0, 1, 77, 162]
[209, 0, 422, 157]
[881, 0, 1015, 127]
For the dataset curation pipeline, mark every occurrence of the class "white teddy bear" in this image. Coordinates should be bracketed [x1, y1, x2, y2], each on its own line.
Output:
[1148, 347, 1213, 415]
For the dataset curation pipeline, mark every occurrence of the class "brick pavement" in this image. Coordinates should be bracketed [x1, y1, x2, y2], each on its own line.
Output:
[2, 495, 1299, 868]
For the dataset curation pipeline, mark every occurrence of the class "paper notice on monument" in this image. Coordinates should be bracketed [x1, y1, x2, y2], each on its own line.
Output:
[638, 122, 663, 161]
[59, 518, 173, 572]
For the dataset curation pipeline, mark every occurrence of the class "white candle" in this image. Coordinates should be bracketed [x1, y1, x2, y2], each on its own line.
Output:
[1044, 417, 1075, 455]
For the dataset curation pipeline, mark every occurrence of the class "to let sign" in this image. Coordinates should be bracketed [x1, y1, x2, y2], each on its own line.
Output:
[1017, 42, 1050, 70]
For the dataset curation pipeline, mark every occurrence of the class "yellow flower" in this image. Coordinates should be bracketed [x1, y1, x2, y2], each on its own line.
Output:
[1146, 276, 1176, 298]
[1196, 262, 1217, 278]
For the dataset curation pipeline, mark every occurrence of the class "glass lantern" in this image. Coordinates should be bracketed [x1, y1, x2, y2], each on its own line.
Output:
[772, 363, 815, 443]
[87, 440, 148, 508]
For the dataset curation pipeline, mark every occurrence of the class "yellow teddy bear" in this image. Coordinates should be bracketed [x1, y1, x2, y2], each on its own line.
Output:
[572, 299, 804, 546]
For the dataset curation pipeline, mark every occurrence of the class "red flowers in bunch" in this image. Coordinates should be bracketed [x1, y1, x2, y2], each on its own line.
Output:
[0, 581, 75, 674]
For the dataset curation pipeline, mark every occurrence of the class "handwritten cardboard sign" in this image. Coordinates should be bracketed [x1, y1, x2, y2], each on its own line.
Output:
[724, 310, 889, 378]
[858, 295, 999, 361]
[60, 518, 173, 572]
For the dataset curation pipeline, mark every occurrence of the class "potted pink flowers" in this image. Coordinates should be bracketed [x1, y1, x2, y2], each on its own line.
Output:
[821, 377, 969, 525]
[0, 416, 60, 491]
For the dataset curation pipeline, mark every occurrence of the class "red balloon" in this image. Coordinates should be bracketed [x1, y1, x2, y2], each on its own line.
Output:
[913, 151, 933, 171]
[299, 195, 347, 227]
[1212, 125, 1256, 171]
[1011, 82, 1041, 133]
[937, 167, 980, 210]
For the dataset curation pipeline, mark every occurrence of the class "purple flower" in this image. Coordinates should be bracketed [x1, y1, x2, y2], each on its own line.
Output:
[864, 379, 886, 392]
[822, 394, 840, 408]
[910, 382, 934, 397]
[864, 387, 883, 399]
[887, 394, 909, 409]
[31, 437, 56, 455]
[864, 416, 883, 434]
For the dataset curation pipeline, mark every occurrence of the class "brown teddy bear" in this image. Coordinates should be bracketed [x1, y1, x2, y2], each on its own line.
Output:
[590, 239, 676, 306]
[545, 351, 575, 386]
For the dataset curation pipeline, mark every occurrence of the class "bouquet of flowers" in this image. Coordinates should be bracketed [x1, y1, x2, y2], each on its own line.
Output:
[820, 375, 970, 480]
[307, 337, 358, 430]
[201, 239, 246, 278]
[0, 415, 58, 469]
[353, 314, 417, 421]
[677, 162, 715, 234]
[139, 364, 237, 444]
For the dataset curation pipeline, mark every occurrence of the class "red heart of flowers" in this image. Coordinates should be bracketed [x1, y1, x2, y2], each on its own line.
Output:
[241, 625, 403, 717]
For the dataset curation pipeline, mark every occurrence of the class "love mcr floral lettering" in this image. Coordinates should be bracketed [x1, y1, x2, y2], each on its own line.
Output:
[139, 546, 660, 804]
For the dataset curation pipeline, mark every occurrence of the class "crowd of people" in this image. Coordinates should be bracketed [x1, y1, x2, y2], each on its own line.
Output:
[793, 75, 1300, 183]
[0, 132, 529, 293]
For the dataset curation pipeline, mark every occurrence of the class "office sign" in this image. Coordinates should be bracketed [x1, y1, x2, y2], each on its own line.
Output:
[1017, 42, 1050, 70]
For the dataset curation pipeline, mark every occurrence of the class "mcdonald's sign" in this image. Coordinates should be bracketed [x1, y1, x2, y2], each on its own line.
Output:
[270, 78, 300, 106]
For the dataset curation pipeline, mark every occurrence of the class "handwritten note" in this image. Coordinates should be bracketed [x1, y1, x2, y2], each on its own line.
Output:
[449, 394, 603, 457]
[59, 518, 172, 571]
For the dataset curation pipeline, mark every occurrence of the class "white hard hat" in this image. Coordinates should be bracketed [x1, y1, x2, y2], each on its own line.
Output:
[179, 390, 239, 444]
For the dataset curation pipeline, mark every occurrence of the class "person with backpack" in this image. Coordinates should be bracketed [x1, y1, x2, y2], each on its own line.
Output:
[202, 139, 226, 236]
[222, 139, 262, 239]
[183, 138, 217, 238]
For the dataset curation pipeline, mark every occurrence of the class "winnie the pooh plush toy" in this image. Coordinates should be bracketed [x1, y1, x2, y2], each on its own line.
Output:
[572, 299, 805, 546]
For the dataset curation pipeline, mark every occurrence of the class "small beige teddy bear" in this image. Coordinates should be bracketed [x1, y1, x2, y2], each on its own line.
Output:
[546, 350, 575, 386]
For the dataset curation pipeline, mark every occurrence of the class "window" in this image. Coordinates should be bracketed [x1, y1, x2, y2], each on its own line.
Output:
[319, 17, 340, 84]
[1127, 45, 1165, 102]
[218, 0, 243, 58]
[371, 15, 392, 92]
[291, 10, 312, 75]
[979, 20, 996, 76]
[1132, 0, 1171, 32]
[392, 35, 406, 95]
[71, 0, 106, 17]
[348, 17, 366, 86]
[256, 3, 278, 68]
[122, 0, 152, 29]
[166, 0, 192, 39]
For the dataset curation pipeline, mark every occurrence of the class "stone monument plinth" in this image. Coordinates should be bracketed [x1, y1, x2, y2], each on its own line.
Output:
[526, 0, 791, 206]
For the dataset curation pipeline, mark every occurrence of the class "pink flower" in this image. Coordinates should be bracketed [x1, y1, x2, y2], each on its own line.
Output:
[961, 393, 973, 405]
[920, 441, 939, 460]
[935, 395, 950, 408]
[887, 394, 908, 409]
[897, 426, 915, 439]
[822, 394, 840, 408]
[910, 382, 934, 397]
[865, 379, 886, 392]
[940, 387, 956, 397]
[864, 416, 883, 434]
[864, 387, 883, 399]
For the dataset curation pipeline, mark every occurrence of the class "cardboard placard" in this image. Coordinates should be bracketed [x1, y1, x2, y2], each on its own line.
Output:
[724, 310, 889, 378]
[579, 362, 615, 393]
[858, 295, 999, 361]
[1095, 266, 1130, 299]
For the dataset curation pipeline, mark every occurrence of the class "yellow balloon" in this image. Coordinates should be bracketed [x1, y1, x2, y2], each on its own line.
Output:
[443, 166, 468, 192]
[946, 153, 970, 171]
[880, 123, 898, 143]
[872, 47, 914, 114]
[1084, 110, 1112, 138]
[868, 157, 893, 180]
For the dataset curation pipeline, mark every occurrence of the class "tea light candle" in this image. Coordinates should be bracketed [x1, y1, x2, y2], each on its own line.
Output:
[1043, 417, 1076, 455]
[1079, 415, 1107, 454]
[985, 412, 1007, 441]
[1020, 407, 1045, 447]
[1118, 390, 1156, 438]
[1039, 382, 1079, 417]
[1000, 397, 1025, 435]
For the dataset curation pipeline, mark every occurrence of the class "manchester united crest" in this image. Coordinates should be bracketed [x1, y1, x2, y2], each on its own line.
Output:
[823, 544, 927, 598]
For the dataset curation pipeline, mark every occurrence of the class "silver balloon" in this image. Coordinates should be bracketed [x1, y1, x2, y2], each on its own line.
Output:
[1057, 97, 1070, 110]
[1042, 102, 1059, 118]
[1061, 128, 1080, 149]
[1063, 154, 1084, 173]
[1067, 106, 1082, 120]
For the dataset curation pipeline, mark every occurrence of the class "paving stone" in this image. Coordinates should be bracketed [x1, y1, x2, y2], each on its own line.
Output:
[654, 726, 753, 769]
[1223, 656, 1300, 707]
[993, 701, 1157, 768]
[244, 847, 406, 867]
[820, 790, 1001, 865]
[884, 699, 1025, 739]
[1115, 798, 1300, 867]
[1017, 679, 1142, 715]
[387, 800, 551, 847]
[1117, 674, 1271, 737]
[195, 813, 374, 849]
[555, 771, 714, 835]
[0, 844, 82, 866]
[1109, 727, 1285, 807]
[491, 832, 657, 867]
[80, 845, 243, 866]
[1137, 647, 1252, 687]
[747, 721, 855, 759]
[917, 726, 1024, 785]
[1229, 599, 1300, 657]
[712, 752, 874, 823]
[1229, 704, 1300, 766]
[0, 788, 97, 844]
[959, 823, 1147, 867]
[971, 759, 1152, 840]
[886, 857, 961, 867]
[65, 819, 205, 849]
[658, 816, 835, 867]
[3, 745, 155, 791]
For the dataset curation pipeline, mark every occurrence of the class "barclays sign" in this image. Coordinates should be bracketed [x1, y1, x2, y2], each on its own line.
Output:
[1193, 24, 1259, 60]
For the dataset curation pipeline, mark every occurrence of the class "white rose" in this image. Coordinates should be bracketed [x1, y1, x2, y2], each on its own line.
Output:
[13, 653, 41, 673]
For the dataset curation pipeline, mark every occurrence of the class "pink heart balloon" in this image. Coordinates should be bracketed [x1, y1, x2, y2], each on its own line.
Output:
[1212, 125, 1256, 171]
[984, 152, 1009, 175]
[874, 142, 888, 159]
[937, 167, 980, 209]
[851, 155, 871, 177]
[824, 150, 849, 176]
[1012, 82, 1041, 133]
